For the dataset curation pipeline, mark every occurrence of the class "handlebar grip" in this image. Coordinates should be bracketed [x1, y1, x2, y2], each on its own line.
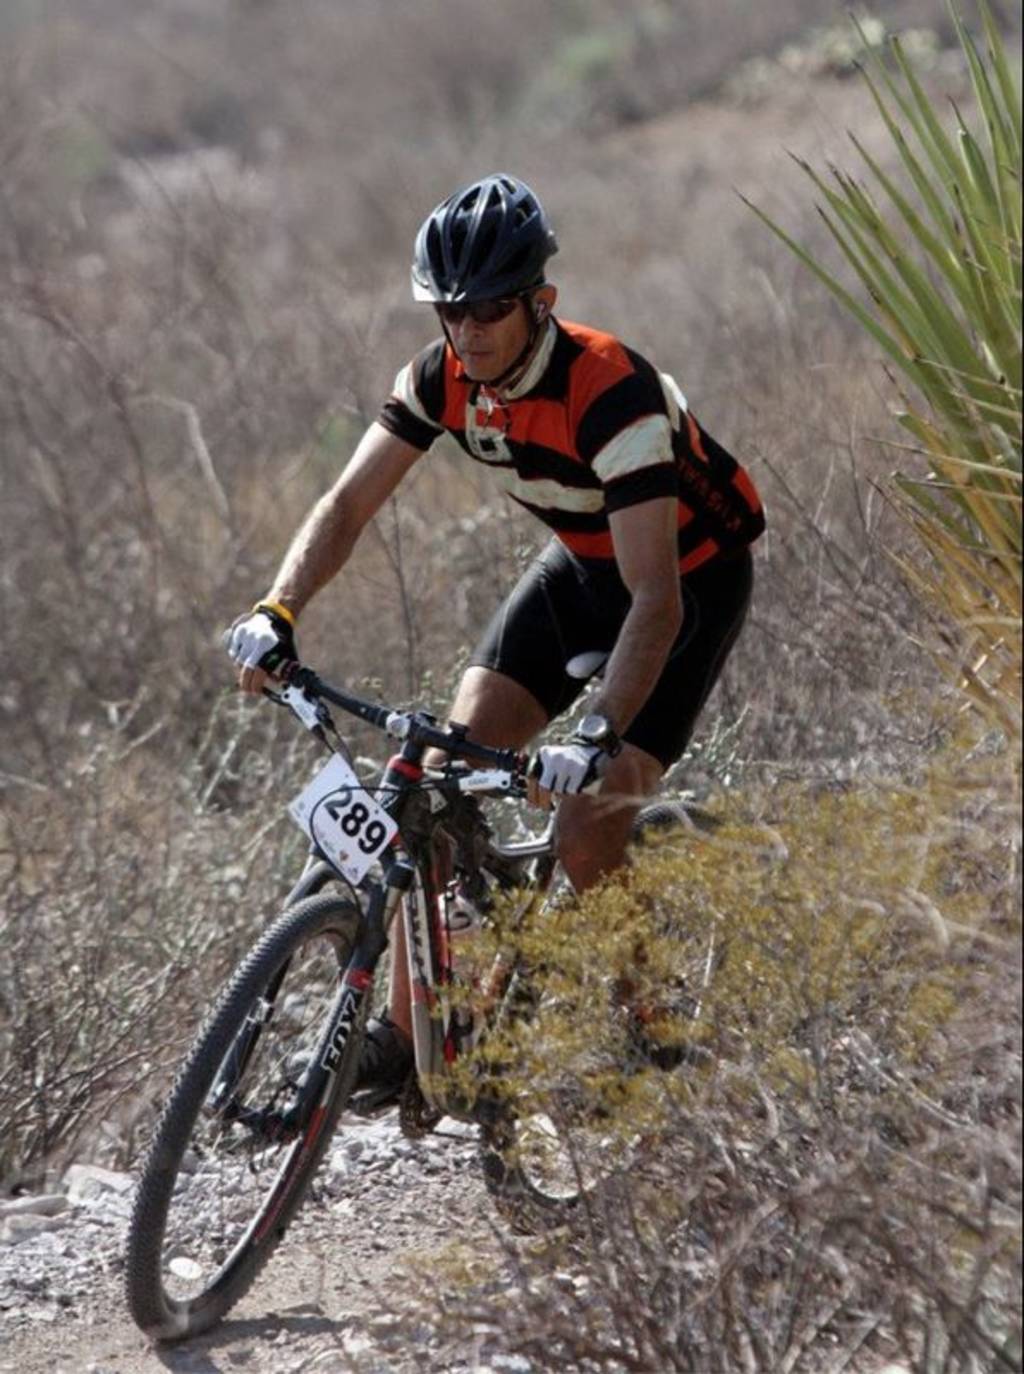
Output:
[276, 659, 309, 686]
[501, 748, 531, 777]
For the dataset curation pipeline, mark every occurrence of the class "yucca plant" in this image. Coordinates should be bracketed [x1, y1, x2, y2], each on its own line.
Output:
[748, 0, 1022, 741]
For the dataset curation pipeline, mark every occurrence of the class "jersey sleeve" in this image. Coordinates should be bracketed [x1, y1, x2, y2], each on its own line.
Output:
[376, 340, 447, 451]
[575, 354, 678, 514]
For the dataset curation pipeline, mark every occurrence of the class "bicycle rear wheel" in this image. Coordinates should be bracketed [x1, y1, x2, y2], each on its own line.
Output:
[125, 893, 364, 1341]
[479, 802, 715, 1232]
[480, 1089, 649, 1233]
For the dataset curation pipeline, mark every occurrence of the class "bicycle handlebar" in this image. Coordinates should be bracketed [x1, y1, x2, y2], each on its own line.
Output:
[274, 661, 529, 779]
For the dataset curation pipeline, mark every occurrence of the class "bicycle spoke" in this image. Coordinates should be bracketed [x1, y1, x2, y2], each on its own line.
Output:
[127, 895, 366, 1339]
[156, 926, 345, 1302]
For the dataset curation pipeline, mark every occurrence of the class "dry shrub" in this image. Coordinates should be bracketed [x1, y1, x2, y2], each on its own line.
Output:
[0, 693, 319, 1186]
[398, 746, 1021, 1372]
[1, 51, 957, 778]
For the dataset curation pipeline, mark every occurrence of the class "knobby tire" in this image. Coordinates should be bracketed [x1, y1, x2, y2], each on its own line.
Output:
[125, 893, 364, 1342]
[478, 801, 708, 1232]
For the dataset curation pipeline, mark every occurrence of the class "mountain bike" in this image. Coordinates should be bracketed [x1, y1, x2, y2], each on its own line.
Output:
[124, 662, 716, 1341]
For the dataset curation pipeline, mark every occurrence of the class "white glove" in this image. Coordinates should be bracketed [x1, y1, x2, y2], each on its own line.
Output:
[531, 741, 606, 796]
[225, 606, 295, 673]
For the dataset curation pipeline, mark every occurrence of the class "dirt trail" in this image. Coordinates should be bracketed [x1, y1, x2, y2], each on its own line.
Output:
[0, 1113, 512, 1374]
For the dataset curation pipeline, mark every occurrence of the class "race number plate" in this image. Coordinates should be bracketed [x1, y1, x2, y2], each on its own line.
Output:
[288, 754, 397, 883]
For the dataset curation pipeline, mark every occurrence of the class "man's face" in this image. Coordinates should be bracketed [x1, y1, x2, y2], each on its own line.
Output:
[445, 300, 532, 384]
[438, 285, 556, 385]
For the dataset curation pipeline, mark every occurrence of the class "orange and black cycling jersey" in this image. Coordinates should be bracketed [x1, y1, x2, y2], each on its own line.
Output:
[377, 318, 765, 574]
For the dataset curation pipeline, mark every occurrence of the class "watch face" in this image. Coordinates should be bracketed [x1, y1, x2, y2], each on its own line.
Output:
[573, 713, 622, 757]
[578, 714, 611, 744]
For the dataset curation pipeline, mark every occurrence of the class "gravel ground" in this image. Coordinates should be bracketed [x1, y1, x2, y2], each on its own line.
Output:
[0, 1110, 527, 1374]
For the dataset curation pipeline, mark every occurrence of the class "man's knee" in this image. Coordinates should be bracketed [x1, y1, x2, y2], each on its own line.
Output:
[555, 744, 664, 890]
[447, 667, 547, 750]
[555, 802, 626, 879]
[555, 800, 633, 886]
[599, 742, 664, 813]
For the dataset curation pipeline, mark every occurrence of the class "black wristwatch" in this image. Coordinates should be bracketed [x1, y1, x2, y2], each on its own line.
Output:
[571, 713, 622, 757]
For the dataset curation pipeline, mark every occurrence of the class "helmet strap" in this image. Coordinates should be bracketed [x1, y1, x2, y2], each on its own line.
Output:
[487, 299, 544, 394]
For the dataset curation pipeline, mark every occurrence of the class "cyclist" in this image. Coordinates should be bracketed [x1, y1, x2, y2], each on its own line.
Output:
[228, 172, 764, 1096]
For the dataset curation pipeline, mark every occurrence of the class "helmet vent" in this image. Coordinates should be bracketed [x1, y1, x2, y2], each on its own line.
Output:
[411, 173, 558, 304]
[472, 221, 499, 267]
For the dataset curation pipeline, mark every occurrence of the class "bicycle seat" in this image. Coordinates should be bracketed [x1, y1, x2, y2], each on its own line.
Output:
[565, 650, 609, 681]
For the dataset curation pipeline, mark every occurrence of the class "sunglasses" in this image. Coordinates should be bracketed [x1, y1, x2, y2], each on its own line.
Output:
[434, 296, 524, 326]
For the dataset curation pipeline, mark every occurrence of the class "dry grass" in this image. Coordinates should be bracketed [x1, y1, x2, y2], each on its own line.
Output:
[1, 3, 970, 778]
[0, 0, 988, 1163]
[0, 696, 317, 1183]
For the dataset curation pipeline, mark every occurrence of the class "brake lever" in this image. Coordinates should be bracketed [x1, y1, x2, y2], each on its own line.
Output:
[265, 681, 327, 733]
[456, 768, 520, 795]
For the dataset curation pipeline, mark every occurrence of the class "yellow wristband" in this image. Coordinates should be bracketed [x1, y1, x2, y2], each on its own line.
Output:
[254, 599, 296, 628]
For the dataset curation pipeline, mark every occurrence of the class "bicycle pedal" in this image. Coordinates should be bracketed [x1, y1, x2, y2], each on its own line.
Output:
[629, 1037, 711, 1073]
[348, 1081, 405, 1116]
[469, 1092, 507, 1129]
[399, 1076, 444, 1138]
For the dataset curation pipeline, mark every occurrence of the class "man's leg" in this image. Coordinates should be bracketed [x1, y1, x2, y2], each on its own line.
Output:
[387, 695, 663, 1039]
[555, 747, 666, 1030]
[383, 667, 548, 1042]
[554, 743, 665, 892]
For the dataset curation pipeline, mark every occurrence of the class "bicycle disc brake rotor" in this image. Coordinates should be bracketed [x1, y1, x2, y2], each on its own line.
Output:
[158, 929, 347, 1301]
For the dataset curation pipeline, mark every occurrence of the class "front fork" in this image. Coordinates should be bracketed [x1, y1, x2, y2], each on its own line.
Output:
[205, 860, 413, 1139]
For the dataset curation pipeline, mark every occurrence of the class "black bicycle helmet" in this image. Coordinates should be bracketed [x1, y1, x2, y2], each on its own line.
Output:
[411, 173, 558, 303]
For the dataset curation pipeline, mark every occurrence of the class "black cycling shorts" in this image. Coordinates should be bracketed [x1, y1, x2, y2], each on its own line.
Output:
[468, 540, 753, 769]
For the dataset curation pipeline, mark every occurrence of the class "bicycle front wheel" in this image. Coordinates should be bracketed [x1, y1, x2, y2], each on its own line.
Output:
[125, 893, 364, 1342]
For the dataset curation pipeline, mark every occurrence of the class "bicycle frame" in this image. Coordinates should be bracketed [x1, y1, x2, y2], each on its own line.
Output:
[208, 664, 550, 1141]
[399, 821, 558, 1114]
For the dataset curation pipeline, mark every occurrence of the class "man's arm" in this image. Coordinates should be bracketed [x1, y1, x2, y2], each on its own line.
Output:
[266, 422, 424, 616]
[236, 422, 424, 692]
[588, 495, 683, 736]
